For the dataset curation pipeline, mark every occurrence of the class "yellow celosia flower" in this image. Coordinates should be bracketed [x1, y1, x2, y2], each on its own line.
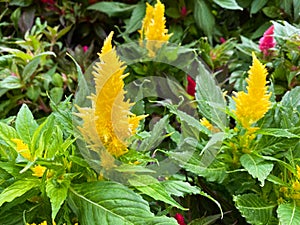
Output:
[233, 52, 271, 130]
[139, 0, 172, 56]
[11, 138, 31, 160]
[31, 164, 47, 177]
[76, 32, 146, 157]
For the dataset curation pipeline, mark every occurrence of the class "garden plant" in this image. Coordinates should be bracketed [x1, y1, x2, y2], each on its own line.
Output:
[0, 0, 300, 225]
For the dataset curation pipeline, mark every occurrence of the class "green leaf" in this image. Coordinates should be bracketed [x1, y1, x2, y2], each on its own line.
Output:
[188, 214, 222, 225]
[125, 2, 146, 34]
[56, 25, 72, 40]
[0, 76, 23, 89]
[137, 115, 169, 151]
[15, 104, 38, 145]
[87, 2, 136, 17]
[161, 180, 201, 197]
[171, 150, 227, 183]
[240, 154, 273, 186]
[250, 0, 268, 14]
[46, 177, 71, 220]
[212, 0, 242, 10]
[0, 122, 18, 149]
[277, 201, 300, 225]
[195, 60, 228, 130]
[68, 53, 91, 108]
[22, 56, 40, 81]
[194, 0, 215, 42]
[9, 0, 32, 7]
[0, 179, 39, 207]
[234, 194, 276, 225]
[256, 128, 300, 138]
[128, 175, 186, 210]
[49, 87, 63, 104]
[69, 181, 178, 225]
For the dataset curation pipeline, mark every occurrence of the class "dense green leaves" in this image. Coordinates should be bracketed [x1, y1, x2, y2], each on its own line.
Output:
[46, 177, 71, 220]
[195, 60, 227, 130]
[277, 202, 300, 225]
[69, 181, 178, 225]
[234, 194, 276, 224]
[240, 154, 273, 186]
[0, 179, 39, 207]
[128, 175, 186, 210]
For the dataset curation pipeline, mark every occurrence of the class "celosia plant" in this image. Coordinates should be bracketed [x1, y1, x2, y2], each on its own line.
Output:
[139, 0, 172, 56]
[76, 31, 145, 158]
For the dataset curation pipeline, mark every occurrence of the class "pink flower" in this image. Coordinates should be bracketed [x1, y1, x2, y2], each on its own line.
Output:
[83, 45, 89, 53]
[259, 25, 276, 56]
[174, 213, 186, 225]
[181, 6, 187, 17]
[220, 37, 226, 43]
[186, 75, 196, 97]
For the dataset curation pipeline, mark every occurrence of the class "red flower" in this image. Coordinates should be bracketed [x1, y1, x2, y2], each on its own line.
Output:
[186, 75, 196, 96]
[174, 213, 186, 225]
[41, 0, 55, 4]
[259, 25, 276, 56]
[220, 37, 226, 43]
[181, 6, 187, 17]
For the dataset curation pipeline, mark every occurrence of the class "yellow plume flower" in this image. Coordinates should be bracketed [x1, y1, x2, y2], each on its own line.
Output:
[76, 32, 146, 157]
[233, 53, 271, 130]
[139, 0, 172, 56]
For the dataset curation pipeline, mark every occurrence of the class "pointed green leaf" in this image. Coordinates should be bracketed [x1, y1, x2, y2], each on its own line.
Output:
[240, 154, 273, 186]
[0, 179, 39, 207]
[194, 0, 215, 42]
[69, 181, 178, 225]
[15, 104, 38, 145]
[128, 175, 186, 210]
[137, 115, 169, 151]
[256, 128, 300, 138]
[195, 60, 227, 130]
[161, 180, 201, 197]
[234, 194, 276, 224]
[46, 177, 71, 220]
[125, 2, 145, 34]
[277, 201, 300, 225]
[212, 0, 242, 10]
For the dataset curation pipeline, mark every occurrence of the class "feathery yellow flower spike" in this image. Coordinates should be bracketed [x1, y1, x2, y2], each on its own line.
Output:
[233, 52, 271, 131]
[76, 32, 146, 158]
[139, 0, 172, 56]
